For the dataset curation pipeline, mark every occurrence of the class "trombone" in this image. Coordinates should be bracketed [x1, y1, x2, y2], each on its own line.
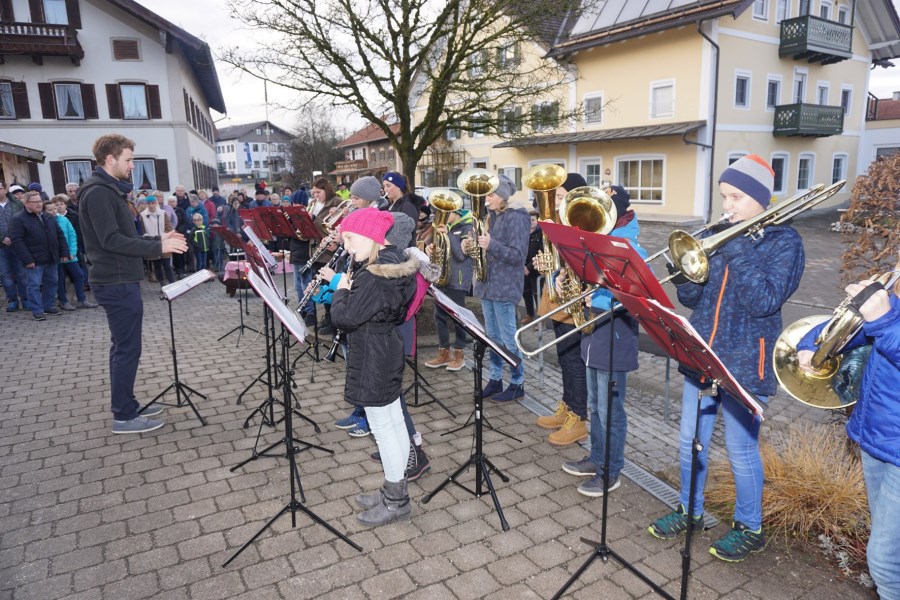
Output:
[515, 179, 846, 357]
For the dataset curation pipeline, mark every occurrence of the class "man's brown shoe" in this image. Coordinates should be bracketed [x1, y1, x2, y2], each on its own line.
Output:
[548, 411, 588, 446]
[446, 349, 465, 371]
[425, 348, 451, 368]
[536, 401, 568, 429]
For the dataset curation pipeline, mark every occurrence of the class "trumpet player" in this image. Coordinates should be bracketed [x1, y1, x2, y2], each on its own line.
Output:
[424, 207, 474, 371]
[648, 155, 805, 563]
[462, 174, 530, 402]
[797, 265, 900, 599]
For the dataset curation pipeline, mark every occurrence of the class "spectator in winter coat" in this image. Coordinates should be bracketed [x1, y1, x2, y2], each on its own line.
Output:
[0, 181, 27, 311]
[48, 197, 97, 309]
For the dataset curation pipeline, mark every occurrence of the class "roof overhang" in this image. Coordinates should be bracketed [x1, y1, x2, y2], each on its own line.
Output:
[0, 140, 45, 163]
[493, 120, 705, 148]
[856, 0, 900, 62]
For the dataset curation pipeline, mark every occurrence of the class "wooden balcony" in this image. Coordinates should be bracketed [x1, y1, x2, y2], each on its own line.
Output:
[332, 159, 368, 174]
[779, 15, 852, 65]
[0, 22, 84, 65]
[773, 103, 844, 137]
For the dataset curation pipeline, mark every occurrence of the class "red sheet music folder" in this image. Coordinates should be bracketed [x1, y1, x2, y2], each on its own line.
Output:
[281, 206, 323, 241]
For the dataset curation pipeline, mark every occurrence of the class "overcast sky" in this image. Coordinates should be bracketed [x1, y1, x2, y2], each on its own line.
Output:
[135, 0, 900, 132]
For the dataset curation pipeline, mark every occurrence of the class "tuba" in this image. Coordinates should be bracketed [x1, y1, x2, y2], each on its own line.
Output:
[427, 188, 465, 286]
[773, 270, 900, 409]
[457, 168, 499, 281]
[523, 164, 567, 302]
[556, 186, 617, 327]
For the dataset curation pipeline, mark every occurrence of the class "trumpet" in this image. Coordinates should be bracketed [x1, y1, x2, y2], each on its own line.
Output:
[773, 270, 900, 409]
[322, 199, 354, 234]
[458, 168, 499, 281]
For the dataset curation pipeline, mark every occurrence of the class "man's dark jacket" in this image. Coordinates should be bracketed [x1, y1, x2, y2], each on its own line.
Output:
[78, 171, 163, 285]
[9, 210, 68, 266]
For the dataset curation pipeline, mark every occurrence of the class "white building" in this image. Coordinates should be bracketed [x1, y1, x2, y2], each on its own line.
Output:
[215, 120, 293, 184]
[0, 0, 225, 193]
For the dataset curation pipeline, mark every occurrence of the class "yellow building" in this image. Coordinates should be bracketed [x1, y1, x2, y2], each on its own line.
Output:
[419, 0, 900, 221]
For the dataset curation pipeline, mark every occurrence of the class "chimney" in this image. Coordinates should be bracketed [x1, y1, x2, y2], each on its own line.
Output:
[893, 91, 900, 101]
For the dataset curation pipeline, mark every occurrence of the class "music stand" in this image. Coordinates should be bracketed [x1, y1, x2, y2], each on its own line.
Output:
[214, 226, 260, 345]
[223, 267, 361, 567]
[404, 318, 455, 417]
[421, 286, 522, 531]
[541, 223, 762, 600]
[141, 270, 216, 426]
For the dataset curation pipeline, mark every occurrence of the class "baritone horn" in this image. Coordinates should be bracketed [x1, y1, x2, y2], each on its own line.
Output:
[457, 168, 499, 281]
[427, 188, 464, 286]
[523, 164, 567, 302]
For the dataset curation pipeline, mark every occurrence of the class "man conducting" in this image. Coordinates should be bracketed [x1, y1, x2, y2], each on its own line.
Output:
[79, 134, 188, 434]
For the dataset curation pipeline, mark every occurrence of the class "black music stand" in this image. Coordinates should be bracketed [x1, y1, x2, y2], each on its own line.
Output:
[540, 223, 763, 600]
[223, 267, 361, 567]
[141, 270, 216, 426]
[404, 318, 455, 417]
[214, 226, 259, 345]
[421, 286, 522, 531]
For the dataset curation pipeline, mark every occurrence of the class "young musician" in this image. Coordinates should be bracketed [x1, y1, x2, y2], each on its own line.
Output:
[330, 207, 418, 526]
[648, 155, 805, 562]
[797, 263, 900, 598]
[463, 174, 530, 402]
[561, 186, 647, 496]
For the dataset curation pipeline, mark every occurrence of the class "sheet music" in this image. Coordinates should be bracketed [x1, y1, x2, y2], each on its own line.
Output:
[160, 269, 216, 301]
[246, 268, 308, 344]
[242, 225, 278, 269]
[430, 286, 482, 332]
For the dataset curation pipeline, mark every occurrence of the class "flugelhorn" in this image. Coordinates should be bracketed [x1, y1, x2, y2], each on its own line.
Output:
[457, 168, 499, 282]
[773, 270, 900, 409]
[524, 164, 567, 302]
[322, 199, 354, 234]
[428, 188, 465, 287]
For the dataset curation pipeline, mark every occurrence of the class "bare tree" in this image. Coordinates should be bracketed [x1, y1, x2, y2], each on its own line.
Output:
[222, 0, 580, 185]
[289, 107, 346, 186]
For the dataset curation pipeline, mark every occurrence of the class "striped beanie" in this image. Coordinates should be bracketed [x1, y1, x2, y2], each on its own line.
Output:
[718, 154, 775, 208]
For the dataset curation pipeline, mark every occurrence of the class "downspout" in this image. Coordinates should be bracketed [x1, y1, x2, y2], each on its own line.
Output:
[691, 18, 719, 221]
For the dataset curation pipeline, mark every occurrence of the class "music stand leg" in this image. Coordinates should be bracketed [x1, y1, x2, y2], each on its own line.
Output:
[404, 331, 456, 417]
[218, 277, 259, 344]
[421, 342, 510, 531]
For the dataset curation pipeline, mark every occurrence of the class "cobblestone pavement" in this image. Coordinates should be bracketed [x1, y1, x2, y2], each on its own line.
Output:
[0, 210, 876, 599]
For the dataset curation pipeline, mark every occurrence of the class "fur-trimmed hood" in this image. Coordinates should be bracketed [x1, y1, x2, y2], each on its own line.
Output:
[405, 247, 442, 283]
[367, 255, 419, 279]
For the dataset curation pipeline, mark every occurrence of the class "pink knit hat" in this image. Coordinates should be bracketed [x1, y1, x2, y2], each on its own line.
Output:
[339, 207, 394, 245]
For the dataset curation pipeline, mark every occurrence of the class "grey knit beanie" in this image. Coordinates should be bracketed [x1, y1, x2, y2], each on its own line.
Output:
[385, 212, 416, 247]
[349, 176, 383, 204]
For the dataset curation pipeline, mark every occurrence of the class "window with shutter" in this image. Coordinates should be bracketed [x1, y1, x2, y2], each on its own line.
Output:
[106, 83, 122, 119]
[1, 0, 14, 21]
[0, 82, 14, 119]
[11, 82, 30, 118]
[111, 39, 141, 61]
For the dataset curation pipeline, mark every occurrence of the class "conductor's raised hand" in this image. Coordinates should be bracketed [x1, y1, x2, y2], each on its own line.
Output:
[162, 230, 188, 254]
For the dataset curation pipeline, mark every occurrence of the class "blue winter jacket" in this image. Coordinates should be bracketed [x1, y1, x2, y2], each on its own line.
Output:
[580, 215, 648, 372]
[676, 223, 804, 396]
[473, 206, 530, 303]
[55, 214, 79, 263]
[798, 295, 900, 466]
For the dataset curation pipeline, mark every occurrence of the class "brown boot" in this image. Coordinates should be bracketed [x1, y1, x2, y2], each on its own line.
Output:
[148, 272, 157, 283]
[425, 348, 451, 368]
[536, 401, 568, 430]
[548, 411, 588, 446]
[446, 349, 465, 371]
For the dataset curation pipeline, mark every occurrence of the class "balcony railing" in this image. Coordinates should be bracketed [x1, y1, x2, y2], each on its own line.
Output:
[779, 15, 852, 65]
[773, 103, 844, 137]
[0, 21, 84, 63]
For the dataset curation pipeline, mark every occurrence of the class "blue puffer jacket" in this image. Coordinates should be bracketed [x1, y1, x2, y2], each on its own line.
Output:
[473, 206, 530, 303]
[798, 295, 900, 466]
[581, 214, 648, 372]
[675, 223, 804, 396]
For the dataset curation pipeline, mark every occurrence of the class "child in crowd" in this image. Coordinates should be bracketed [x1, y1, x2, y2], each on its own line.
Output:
[190, 213, 210, 272]
[46, 198, 96, 309]
[209, 218, 226, 276]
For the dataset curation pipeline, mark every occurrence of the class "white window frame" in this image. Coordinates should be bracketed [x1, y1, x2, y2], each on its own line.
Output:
[766, 75, 782, 111]
[793, 68, 808, 103]
[578, 157, 603, 187]
[776, 0, 790, 22]
[819, 0, 832, 19]
[840, 85, 853, 116]
[120, 83, 149, 120]
[0, 82, 14, 119]
[752, 0, 768, 21]
[54, 83, 84, 120]
[816, 81, 830, 106]
[727, 152, 749, 166]
[445, 127, 459, 141]
[770, 152, 789, 195]
[64, 160, 92, 186]
[797, 152, 815, 190]
[649, 80, 675, 119]
[614, 154, 665, 205]
[734, 71, 752, 109]
[584, 92, 604, 125]
[132, 158, 157, 191]
[831, 153, 848, 184]
[837, 4, 849, 23]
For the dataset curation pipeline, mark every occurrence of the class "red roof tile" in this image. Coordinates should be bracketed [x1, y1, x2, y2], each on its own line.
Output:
[336, 122, 401, 148]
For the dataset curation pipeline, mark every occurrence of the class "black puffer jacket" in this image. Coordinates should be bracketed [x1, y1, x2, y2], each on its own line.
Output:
[331, 246, 417, 408]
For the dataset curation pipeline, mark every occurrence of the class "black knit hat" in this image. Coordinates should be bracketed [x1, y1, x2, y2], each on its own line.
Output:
[562, 173, 587, 192]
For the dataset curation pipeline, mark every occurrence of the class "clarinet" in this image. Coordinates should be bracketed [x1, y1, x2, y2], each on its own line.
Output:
[323, 257, 356, 362]
[299, 230, 337, 275]
[297, 246, 347, 313]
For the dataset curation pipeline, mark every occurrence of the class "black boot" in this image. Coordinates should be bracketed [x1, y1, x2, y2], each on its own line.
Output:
[406, 444, 430, 482]
[357, 479, 411, 526]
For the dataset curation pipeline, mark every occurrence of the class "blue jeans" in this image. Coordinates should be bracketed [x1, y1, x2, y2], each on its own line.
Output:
[678, 378, 767, 530]
[861, 450, 900, 599]
[93, 283, 143, 422]
[480, 299, 524, 385]
[195, 251, 208, 272]
[293, 266, 313, 315]
[211, 249, 225, 274]
[0, 244, 26, 305]
[25, 263, 59, 315]
[57, 262, 86, 304]
[586, 369, 628, 480]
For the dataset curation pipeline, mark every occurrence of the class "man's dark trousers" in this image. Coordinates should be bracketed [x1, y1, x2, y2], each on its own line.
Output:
[93, 282, 143, 421]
